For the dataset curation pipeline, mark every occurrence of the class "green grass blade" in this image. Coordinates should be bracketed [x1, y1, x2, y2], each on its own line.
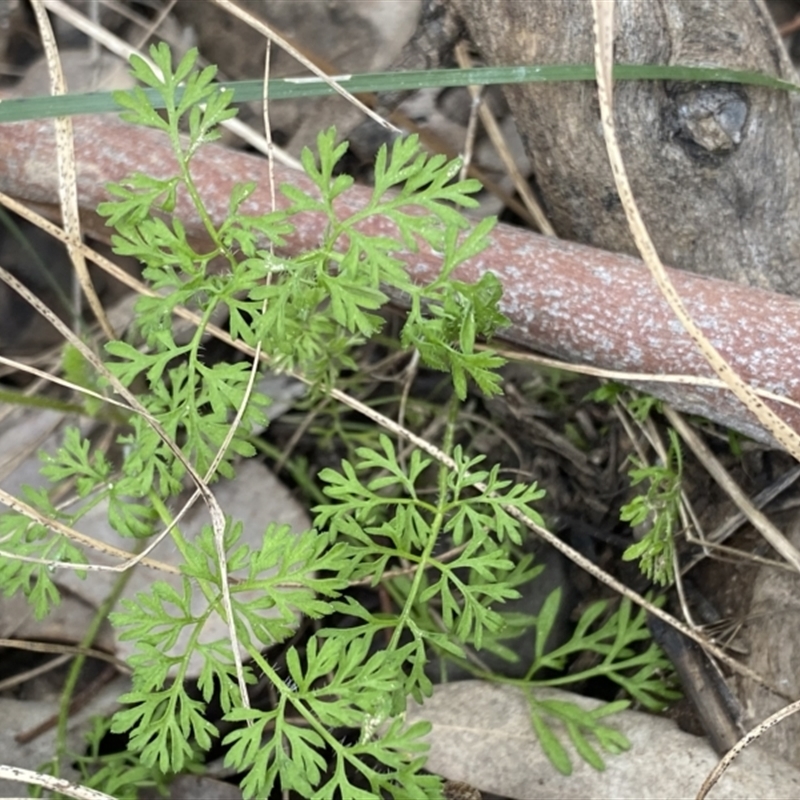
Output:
[1, 63, 798, 123]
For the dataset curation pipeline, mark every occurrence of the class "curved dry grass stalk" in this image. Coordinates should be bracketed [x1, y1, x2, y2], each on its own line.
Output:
[0, 765, 114, 800]
[29, 0, 114, 340]
[497, 347, 800, 412]
[0, 352, 138, 415]
[696, 698, 800, 799]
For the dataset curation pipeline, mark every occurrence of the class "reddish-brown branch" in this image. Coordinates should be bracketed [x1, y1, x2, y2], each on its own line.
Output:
[1, 114, 799, 445]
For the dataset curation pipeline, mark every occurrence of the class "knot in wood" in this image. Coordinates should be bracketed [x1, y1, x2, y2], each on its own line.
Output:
[668, 85, 749, 162]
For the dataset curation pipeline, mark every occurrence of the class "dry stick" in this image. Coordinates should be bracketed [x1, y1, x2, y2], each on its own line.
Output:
[96, 0, 173, 43]
[29, 1, 115, 340]
[591, 1, 800, 480]
[454, 41, 556, 236]
[125, 0, 178, 52]
[0, 352, 143, 416]
[778, 12, 800, 36]
[5, 182, 800, 425]
[0, 637, 129, 672]
[663, 405, 800, 569]
[7, 102, 800, 440]
[458, 73, 480, 182]
[5, 185, 800, 416]
[396, 349, 421, 472]
[0, 654, 72, 692]
[274, 396, 329, 478]
[696, 698, 800, 800]
[688, 540, 797, 573]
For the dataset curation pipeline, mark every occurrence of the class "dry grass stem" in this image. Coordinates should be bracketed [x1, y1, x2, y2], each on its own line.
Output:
[455, 41, 555, 236]
[0, 765, 114, 800]
[497, 347, 800, 414]
[682, 465, 800, 573]
[0, 637, 129, 672]
[664, 405, 800, 572]
[30, 0, 114, 340]
[0, 653, 72, 693]
[696, 698, 800, 799]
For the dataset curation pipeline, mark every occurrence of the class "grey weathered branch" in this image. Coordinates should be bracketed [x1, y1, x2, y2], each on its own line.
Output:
[1, 113, 799, 445]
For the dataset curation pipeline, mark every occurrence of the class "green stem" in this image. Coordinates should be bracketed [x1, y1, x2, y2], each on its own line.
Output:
[0, 387, 86, 415]
[386, 395, 459, 653]
[248, 648, 394, 793]
[149, 491, 229, 610]
[55, 566, 132, 770]
[163, 103, 224, 258]
[187, 298, 219, 375]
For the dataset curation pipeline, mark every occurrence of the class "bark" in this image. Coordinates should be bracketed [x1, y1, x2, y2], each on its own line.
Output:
[1, 114, 800, 447]
[448, 0, 800, 296]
